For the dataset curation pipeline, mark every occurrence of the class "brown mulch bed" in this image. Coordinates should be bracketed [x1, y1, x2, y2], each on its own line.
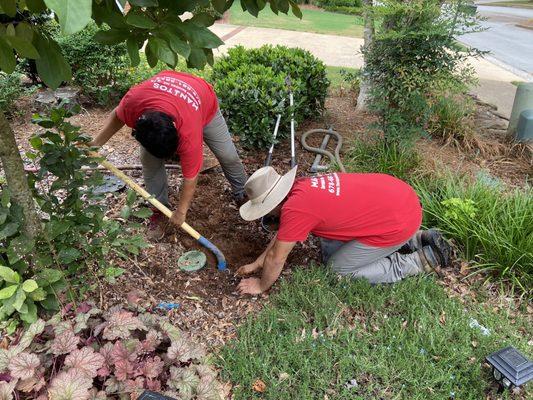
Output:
[10, 91, 532, 350]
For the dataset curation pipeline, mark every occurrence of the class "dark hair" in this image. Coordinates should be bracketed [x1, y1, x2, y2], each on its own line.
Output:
[132, 111, 178, 159]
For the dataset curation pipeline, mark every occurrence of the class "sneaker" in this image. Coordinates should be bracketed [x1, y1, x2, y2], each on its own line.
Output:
[233, 191, 248, 207]
[146, 209, 168, 241]
[420, 229, 452, 268]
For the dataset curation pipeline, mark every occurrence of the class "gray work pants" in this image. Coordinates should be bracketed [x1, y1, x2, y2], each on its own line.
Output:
[320, 234, 425, 284]
[139, 107, 247, 205]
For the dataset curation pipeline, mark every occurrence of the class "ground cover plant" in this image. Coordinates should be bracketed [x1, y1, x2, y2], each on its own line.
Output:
[0, 71, 35, 115]
[218, 267, 531, 399]
[0, 303, 225, 399]
[213, 45, 329, 148]
[228, 2, 364, 36]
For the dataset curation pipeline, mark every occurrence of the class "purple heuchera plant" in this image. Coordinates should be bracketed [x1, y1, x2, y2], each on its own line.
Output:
[0, 303, 225, 400]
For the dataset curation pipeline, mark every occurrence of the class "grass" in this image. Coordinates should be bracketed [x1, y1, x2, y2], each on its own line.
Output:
[413, 175, 533, 295]
[326, 66, 359, 89]
[218, 267, 531, 399]
[228, 3, 364, 37]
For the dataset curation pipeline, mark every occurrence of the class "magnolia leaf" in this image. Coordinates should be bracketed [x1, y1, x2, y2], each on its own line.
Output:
[167, 336, 205, 362]
[33, 34, 72, 89]
[103, 310, 146, 340]
[50, 329, 80, 355]
[4, 36, 40, 59]
[93, 28, 130, 45]
[43, 0, 92, 35]
[0, 0, 17, 17]
[0, 36, 16, 74]
[126, 38, 141, 67]
[14, 319, 45, 353]
[65, 347, 105, 379]
[8, 352, 40, 380]
[26, 0, 47, 12]
[48, 369, 93, 400]
[143, 356, 164, 379]
[22, 279, 38, 293]
[212, 0, 226, 14]
[129, 0, 158, 5]
[160, 27, 191, 58]
[0, 285, 18, 300]
[126, 12, 157, 29]
[181, 21, 224, 49]
[147, 37, 176, 67]
[290, 1, 302, 19]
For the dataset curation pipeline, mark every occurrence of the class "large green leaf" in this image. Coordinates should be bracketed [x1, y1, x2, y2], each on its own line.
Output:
[0, 285, 18, 300]
[0, 266, 20, 284]
[241, 0, 259, 17]
[25, 0, 47, 12]
[15, 22, 34, 42]
[181, 22, 224, 49]
[93, 28, 130, 45]
[187, 47, 207, 69]
[212, 0, 227, 14]
[190, 12, 216, 27]
[290, 1, 302, 19]
[22, 279, 38, 293]
[147, 37, 176, 67]
[0, 37, 16, 74]
[37, 268, 63, 284]
[33, 34, 72, 89]
[5, 36, 40, 59]
[12, 288, 26, 312]
[44, 0, 92, 35]
[145, 42, 158, 67]
[0, 0, 17, 17]
[126, 12, 157, 29]
[126, 38, 141, 67]
[0, 222, 19, 239]
[160, 27, 191, 58]
[58, 248, 81, 264]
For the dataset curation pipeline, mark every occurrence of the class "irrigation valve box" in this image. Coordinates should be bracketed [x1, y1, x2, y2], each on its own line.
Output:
[486, 346, 533, 389]
[138, 391, 177, 400]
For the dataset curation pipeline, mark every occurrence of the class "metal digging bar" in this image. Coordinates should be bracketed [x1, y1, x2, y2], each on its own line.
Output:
[90, 151, 227, 271]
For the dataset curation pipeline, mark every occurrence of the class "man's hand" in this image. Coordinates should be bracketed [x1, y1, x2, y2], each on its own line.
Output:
[170, 210, 186, 227]
[238, 278, 264, 295]
[236, 261, 261, 276]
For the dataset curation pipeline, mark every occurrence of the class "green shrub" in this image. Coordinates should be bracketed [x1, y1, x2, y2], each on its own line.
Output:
[213, 45, 329, 119]
[55, 23, 128, 105]
[213, 45, 329, 148]
[413, 174, 533, 295]
[321, 5, 363, 15]
[215, 64, 304, 148]
[427, 94, 476, 147]
[0, 72, 34, 115]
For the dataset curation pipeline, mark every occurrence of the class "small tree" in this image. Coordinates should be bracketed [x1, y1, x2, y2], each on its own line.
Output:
[355, 0, 374, 112]
[0, 0, 302, 239]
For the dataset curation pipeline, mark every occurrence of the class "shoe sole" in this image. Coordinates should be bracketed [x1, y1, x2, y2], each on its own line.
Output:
[425, 232, 452, 268]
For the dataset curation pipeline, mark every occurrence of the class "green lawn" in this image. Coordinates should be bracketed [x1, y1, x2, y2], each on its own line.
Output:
[228, 4, 364, 37]
[218, 267, 531, 399]
[326, 66, 359, 88]
[484, 0, 533, 9]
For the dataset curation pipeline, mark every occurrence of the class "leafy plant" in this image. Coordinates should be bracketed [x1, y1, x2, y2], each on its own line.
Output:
[363, 0, 482, 139]
[0, 304, 225, 399]
[55, 23, 128, 105]
[215, 64, 303, 149]
[0, 71, 35, 115]
[213, 45, 329, 119]
[413, 174, 533, 295]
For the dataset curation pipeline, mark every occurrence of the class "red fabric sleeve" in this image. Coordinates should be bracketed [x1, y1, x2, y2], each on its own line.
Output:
[277, 208, 322, 242]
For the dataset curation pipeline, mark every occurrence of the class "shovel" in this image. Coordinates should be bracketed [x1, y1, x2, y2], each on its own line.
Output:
[89, 151, 227, 271]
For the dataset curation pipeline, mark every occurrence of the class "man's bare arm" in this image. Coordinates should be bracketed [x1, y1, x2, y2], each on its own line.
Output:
[170, 176, 198, 227]
[90, 107, 124, 147]
[237, 234, 278, 276]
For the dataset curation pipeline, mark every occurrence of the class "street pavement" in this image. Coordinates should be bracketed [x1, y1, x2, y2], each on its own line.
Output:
[461, 5, 533, 78]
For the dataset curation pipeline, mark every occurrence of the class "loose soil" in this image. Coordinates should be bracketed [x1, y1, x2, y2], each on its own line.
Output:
[9, 90, 532, 349]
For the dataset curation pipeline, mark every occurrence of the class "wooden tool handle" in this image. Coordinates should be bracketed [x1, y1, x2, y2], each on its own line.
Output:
[92, 152, 201, 240]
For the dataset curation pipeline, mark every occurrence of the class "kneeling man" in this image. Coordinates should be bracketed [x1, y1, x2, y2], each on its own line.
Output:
[237, 167, 451, 295]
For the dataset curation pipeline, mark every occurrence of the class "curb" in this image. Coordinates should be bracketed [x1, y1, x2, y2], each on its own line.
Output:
[516, 23, 533, 31]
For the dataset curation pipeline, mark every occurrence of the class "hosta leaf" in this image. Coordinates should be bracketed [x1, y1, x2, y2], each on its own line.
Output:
[0, 266, 20, 283]
[43, 0, 92, 35]
[65, 347, 105, 379]
[48, 369, 93, 400]
[22, 279, 38, 293]
[8, 352, 40, 380]
[167, 336, 205, 362]
[0, 285, 18, 300]
[50, 329, 80, 355]
[143, 356, 164, 379]
[103, 310, 146, 340]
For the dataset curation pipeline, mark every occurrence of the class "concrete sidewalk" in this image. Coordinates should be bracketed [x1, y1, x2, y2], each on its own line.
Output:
[211, 23, 527, 118]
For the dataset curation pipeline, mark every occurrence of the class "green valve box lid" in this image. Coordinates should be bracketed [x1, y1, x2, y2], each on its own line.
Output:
[178, 250, 207, 272]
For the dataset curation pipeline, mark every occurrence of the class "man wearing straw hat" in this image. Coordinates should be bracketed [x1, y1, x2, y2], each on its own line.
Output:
[237, 166, 452, 295]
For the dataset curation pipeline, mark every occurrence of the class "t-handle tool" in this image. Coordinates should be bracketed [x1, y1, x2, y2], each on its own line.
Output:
[90, 151, 227, 271]
[285, 76, 297, 168]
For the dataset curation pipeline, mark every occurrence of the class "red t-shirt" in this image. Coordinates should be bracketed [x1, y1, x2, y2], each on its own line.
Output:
[277, 173, 422, 247]
[116, 71, 218, 179]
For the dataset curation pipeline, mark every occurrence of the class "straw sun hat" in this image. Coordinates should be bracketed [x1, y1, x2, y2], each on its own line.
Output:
[239, 166, 298, 221]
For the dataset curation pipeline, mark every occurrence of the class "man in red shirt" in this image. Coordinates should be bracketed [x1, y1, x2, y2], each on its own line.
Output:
[90, 71, 247, 240]
[237, 166, 452, 295]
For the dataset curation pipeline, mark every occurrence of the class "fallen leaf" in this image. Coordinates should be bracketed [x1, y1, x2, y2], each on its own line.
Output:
[439, 311, 446, 326]
[279, 372, 289, 382]
[401, 320, 408, 330]
[311, 328, 319, 340]
[471, 340, 478, 348]
[252, 379, 266, 393]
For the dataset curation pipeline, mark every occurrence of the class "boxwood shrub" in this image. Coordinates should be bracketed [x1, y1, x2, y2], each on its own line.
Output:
[213, 45, 329, 149]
